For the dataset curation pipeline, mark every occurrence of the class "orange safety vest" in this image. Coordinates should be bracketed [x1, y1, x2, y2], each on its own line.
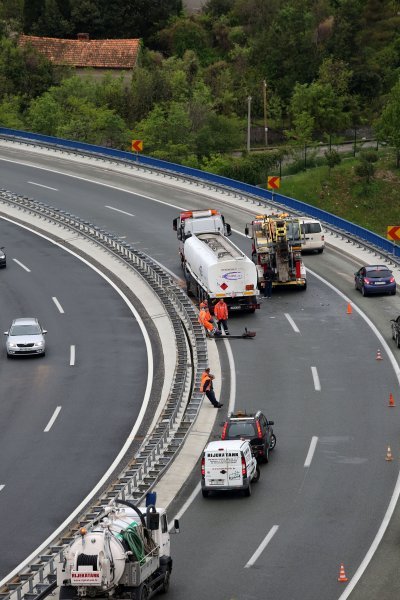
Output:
[214, 301, 228, 320]
[198, 309, 214, 332]
[200, 375, 211, 393]
[200, 370, 209, 390]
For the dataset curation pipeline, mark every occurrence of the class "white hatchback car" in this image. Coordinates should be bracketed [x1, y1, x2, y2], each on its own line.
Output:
[5, 317, 47, 357]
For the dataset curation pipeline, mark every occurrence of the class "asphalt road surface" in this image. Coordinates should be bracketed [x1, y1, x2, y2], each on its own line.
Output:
[0, 146, 399, 599]
[0, 217, 148, 579]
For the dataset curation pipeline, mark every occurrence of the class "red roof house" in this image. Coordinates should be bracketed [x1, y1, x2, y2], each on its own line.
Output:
[18, 33, 140, 78]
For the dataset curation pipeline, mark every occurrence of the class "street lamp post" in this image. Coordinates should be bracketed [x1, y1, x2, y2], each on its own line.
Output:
[263, 80, 268, 147]
[247, 95, 252, 153]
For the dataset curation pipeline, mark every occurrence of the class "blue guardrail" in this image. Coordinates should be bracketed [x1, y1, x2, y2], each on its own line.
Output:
[1, 127, 398, 258]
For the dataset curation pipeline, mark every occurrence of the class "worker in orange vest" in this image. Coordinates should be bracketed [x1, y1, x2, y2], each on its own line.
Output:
[201, 372, 223, 408]
[214, 298, 229, 335]
[198, 306, 215, 337]
[200, 367, 210, 390]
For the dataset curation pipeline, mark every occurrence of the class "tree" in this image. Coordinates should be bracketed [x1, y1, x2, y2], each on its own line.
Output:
[27, 91, 63, 135]
[23, 0, 43, 33]
[324, 149, 341, 177]
[375, 79, 400, 167]
[0, 95, 25, 128]
[354, 150, 378, 184]
[31, 0, 71, 36]
[288, 81, 350, 138]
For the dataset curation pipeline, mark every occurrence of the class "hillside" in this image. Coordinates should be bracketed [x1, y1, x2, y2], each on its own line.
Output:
[279, 155, 400, 238]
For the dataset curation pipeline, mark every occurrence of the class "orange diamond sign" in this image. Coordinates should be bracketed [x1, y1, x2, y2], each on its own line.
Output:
[387, 226, 400, 241]
[132, 139, 143, 152]
[267, 176, 280, 190]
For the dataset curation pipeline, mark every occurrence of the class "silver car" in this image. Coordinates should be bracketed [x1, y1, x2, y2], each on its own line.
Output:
[5, 318, 47, 357]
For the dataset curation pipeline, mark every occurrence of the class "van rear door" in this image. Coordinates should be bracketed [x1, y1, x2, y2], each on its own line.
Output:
[204, 449, 230, 487]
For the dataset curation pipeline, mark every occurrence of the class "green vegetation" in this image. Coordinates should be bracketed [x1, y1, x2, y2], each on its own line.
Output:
[279, 152, 400, 237]
[0, 0, 399, 221]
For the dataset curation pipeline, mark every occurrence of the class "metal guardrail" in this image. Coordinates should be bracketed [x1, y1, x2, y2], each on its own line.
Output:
[0, 190, 208, 600]
[0, 128, 398, 260]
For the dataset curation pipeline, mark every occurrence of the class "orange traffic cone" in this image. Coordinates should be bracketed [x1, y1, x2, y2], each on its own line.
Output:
[337, 562, 348, 582]
[346, 303, 352, 314]
[389, 393, 395, 407]
[376, 349, 383, 361]
[386, 446, 393, 461]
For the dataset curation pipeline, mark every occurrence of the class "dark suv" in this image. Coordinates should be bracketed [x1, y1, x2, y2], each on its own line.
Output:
[221, 410, 276, 463]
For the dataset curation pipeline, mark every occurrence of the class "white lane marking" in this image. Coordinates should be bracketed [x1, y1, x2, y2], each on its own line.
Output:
[0, 485, 5, 492]
[52, 296, 64, 314]
[44, 406, 62, 432]
[311, 366, 321, 391]
[0, 156, 188, 212]
[225, 336, 236, 414]
[339, 468, 400, 599]
[169, 482, 201, 531]
[0, 216, 154, 589]
[28, 181, 58, 191]
[12, 258, 31, 272]
[244, 525, 279, 568]
[304, 436, 318, 467]
[105, 205, 135, 217]
[70, 345, 75, 366]
[285, 313, 300, 333]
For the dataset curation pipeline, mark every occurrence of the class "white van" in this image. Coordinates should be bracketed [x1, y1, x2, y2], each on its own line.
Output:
[201, 439, 260, 497]
[300, 218, 325, 253]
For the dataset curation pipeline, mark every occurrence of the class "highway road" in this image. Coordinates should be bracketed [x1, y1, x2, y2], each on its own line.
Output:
[0, 216, 150, 579]
[0, 145, 399, 598]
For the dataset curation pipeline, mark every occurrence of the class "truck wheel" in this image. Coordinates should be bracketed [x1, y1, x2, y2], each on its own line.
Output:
[160, 570, 170, 594]
[244, 483, 252, 497]
[201, 489, 209, 498]
[253, 466, 260, 482]
[139, 584, 149, 600]
[59, 587, 75, 600]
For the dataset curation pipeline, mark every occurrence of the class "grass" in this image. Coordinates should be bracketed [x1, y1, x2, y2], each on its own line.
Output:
[278, 153, 400, 238]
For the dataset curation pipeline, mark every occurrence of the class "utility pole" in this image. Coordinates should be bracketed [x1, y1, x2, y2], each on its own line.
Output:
[247, 95, 252, 153]
[263, 80, 268, 147]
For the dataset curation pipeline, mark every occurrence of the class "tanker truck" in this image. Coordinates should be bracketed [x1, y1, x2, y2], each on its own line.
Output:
[56, 501, 179, 600]
[173, 210, 259, 313]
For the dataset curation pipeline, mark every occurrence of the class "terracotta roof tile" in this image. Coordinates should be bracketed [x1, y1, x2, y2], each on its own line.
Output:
[18, 35, 140, 69]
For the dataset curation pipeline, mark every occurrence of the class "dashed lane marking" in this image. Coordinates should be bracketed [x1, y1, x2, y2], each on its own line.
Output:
[285, 313, 300, 333]
[44, 406, 62, 432]
[52, 296, 64, 314]
[28, 181, 58, 191]
[244, 525, 279, 568]
[311, 366, 321, 391]
[105, 205, 135, 217]
[12, 259, 30, 272]
[304, 436, 318, 467]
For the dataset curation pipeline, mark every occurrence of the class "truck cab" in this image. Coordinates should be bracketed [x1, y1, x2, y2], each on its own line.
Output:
[173, 209, 231, 242]
[201, 439, 260, 498]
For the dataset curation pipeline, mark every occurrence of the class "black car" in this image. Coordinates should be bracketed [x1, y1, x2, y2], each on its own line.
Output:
[0, 246, 5, 268]
[221, 410, 276, 463]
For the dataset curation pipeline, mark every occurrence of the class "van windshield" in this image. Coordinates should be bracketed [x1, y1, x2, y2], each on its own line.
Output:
[302, 222, 321, 234]
[227, 422, 255, 437]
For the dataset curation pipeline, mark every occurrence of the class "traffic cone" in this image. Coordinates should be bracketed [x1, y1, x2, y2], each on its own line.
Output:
[337, 562, 348, 582]
[389, 393, 395, 407]
[346, 303, 352, 314]
[376, 349, 383, 361]
[386, 446, 393, 461]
